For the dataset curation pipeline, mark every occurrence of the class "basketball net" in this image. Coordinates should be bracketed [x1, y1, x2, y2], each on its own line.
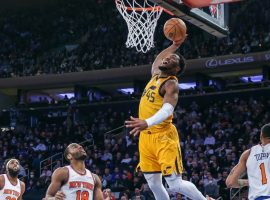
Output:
[115, 0, 163, 53]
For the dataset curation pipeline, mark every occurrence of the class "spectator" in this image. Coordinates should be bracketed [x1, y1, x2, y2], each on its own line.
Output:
[204, 133, 216, 146]
[131, 188, 146, 200]
[121, 153, 132, 164]
[171, 193, 182, 200]
[1, 95, 269, 200]
[102, 149, 113, 161]
[204, 174, 219, 198]
[34, 140, 47, 151]
[103, 188, 116, 200]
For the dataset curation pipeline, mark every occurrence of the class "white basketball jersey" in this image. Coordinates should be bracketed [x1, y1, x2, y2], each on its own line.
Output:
[0, 174, 21, 200]
[61, 166, 95, 200]
[247, 144, 270, 200]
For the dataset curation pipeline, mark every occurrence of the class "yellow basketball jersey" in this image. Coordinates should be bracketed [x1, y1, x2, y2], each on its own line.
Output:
[139, 75, 178, 132]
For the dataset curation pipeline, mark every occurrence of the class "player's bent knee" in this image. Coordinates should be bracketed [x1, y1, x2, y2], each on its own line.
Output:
[166, 179, 182, 192]
[165, 174, 206, 200]
[144, 173, 163, 191]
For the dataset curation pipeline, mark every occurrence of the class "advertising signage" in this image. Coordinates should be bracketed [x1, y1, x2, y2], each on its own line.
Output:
[205, 52, 270, 69]
[0, 51, 269, 89]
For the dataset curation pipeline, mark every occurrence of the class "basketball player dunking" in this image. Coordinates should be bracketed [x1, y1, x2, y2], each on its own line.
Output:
[43, 143, 109, 200]
[125, 39, 213, 200]
[0, 158, 25, 200]
[226, 123, 270, 200]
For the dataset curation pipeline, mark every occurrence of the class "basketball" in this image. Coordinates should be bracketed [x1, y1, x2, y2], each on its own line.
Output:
[163, 18, 186, 41]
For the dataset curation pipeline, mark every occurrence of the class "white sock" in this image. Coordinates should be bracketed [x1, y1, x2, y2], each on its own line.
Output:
[144, 173, 170, 200]
[165, 173, 207, 200]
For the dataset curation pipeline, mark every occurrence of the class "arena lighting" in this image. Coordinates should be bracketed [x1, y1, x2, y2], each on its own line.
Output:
[58, 93, 75, 99]
[240, 75, 263, 83]
[179, 82, 196, 89]
[118, 88, 134, 94]
[0, 127, 14, 132]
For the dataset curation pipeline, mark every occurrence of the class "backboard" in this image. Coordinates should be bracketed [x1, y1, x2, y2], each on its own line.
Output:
[150, 0, 229, 38]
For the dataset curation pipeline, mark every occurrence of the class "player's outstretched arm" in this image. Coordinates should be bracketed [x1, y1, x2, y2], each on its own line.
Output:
[151, 37, 186, 76]
[93, 174, 110, 200]
[18, 181, 25, 200]
[43, 167, 68, 200]
[226, 150, 250, 188]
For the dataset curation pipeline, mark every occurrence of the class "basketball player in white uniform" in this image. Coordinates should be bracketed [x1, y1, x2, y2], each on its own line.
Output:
[226, 123, 270, 200]
[43, 143, 109, 200]
[0, 158, 25, 200]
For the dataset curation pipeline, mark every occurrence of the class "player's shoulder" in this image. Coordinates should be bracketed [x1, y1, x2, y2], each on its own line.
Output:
[89, 172, 98, 180]
[53, 166, 69, 177]
[51, 166, 69, 184]
[163, 78, 179, 90]
[165, 78, 178, 84]
[241, 149, 251, 161]
[91, 172, 98, 179]
[91, 173, 101, 187]
[20, 180, 26, 192]
[20, 180, 25, 186]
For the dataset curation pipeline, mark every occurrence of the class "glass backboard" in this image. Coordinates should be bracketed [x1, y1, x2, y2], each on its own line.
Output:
[150, 0, 229, 38]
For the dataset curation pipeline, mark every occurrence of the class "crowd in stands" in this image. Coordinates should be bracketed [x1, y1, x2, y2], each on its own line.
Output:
[0, 0, 269, 78]
[1, 95, 269, 199]
[0, 0, 269, 198]
[18, 76, 269, 109]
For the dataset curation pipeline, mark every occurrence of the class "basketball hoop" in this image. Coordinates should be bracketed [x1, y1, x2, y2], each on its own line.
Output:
[115, 0, 164, 53]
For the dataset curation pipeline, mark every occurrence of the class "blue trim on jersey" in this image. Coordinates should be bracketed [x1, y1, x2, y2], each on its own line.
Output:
[255, 196, 270, 200]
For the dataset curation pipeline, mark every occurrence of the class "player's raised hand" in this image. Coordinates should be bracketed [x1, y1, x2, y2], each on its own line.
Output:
[173, 34, 188, 47]
[125, 116, 148, 136]
[55, 191, 66, 200]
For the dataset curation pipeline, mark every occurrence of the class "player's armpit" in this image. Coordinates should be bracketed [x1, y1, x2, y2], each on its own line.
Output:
[163, 79, 179, 107]
[226, 149, 250, 188]
[44, 167, 68, 199]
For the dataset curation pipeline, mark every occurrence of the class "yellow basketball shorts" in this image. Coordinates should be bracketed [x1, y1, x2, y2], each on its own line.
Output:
[137, 124, 183, 176]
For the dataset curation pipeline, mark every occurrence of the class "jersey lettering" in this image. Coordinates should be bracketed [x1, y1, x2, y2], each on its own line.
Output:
[3, 189, 20, 197]
[5, 197, 16, 200]
[69, 181, 94, 190]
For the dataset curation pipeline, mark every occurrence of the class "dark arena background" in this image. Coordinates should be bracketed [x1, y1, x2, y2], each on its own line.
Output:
[0, 0, 269, 199]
